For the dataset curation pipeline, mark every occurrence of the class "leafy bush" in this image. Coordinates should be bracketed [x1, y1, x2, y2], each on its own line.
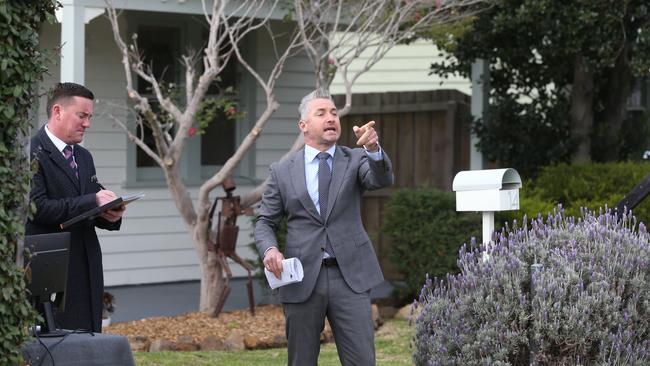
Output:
[382, 188, 481, 300]
[413, 208, 650, 365]
[497, 162, 650, 228]
[0, 2, 56, 363]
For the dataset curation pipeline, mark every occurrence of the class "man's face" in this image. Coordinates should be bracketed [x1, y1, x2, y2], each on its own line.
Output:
[49, 96, 93, 144]
[299, 98, 340, 150]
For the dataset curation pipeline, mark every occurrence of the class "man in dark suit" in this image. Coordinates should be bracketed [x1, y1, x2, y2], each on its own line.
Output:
[255, 89, 394, 365]
[26, 82, 125, 333]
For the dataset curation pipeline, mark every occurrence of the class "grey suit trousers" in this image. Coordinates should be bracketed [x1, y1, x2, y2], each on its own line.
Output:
[284, 262, 375, 366]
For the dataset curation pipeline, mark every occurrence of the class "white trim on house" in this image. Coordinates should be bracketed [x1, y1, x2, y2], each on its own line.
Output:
[59, 0, 285, 19]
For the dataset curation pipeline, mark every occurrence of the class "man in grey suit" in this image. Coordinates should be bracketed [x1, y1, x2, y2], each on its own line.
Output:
[255, 89, 394, 365]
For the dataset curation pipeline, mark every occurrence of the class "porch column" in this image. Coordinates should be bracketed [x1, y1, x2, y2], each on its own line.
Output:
[470, 59, 489, 170]
[59, 0, 86, 84]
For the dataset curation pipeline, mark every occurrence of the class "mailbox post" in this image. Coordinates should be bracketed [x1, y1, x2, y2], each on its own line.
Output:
[452, 168, 522, 260]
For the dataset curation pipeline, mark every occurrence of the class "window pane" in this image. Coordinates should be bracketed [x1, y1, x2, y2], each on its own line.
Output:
[136, 123, 158, 167]
[201, 112, 236, 165]
[200, 29, 238, 166]
[136, 26, 180, 93]
[135, 25, 180, 167]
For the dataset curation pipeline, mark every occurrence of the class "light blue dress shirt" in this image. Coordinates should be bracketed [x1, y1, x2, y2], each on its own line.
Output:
[303, 144, 383, 215]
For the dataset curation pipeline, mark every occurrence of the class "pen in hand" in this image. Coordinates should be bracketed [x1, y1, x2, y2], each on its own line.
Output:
[91, 175, 107, 190]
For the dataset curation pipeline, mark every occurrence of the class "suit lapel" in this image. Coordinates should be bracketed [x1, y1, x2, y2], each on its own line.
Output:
[325, 147, 349, 222]
[37, 128, 81, 193]
[289, 149, 321, 221]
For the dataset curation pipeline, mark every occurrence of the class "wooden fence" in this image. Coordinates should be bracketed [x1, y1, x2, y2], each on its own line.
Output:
[334, 90, 471, 279]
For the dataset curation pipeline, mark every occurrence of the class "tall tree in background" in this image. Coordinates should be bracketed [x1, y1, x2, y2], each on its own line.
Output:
[0, 1, 56, 363]
[429, 0, 650, 177]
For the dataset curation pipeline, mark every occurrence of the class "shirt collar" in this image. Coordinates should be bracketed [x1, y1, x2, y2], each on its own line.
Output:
[45, 124, 70, 153]
[304, 144, 336, 163]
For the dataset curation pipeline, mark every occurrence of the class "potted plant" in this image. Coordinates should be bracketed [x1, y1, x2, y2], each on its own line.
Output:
[102, 291, 115, 328]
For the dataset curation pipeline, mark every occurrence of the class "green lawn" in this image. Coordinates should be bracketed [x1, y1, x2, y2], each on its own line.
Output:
[134, 319, 414, 366]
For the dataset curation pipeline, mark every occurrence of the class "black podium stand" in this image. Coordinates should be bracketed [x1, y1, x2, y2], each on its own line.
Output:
[22, 332, 135, 366]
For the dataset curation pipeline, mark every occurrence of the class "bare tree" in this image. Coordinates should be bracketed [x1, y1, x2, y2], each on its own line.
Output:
[106, 0, 304, 315]
[242, 0, 489, 201]
[293, 0, 487, 115]
[105, 0, 485, 316]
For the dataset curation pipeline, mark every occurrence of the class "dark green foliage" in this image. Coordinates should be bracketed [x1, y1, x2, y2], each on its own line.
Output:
[429, 0, 650, 177]
[473, 96, 575, 178]
[0, 1, 57, 363]
[497, 162, 650, 227]
[382, 188, 481, 300]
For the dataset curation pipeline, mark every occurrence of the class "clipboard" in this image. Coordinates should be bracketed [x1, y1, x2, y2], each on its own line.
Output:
[60, 193, 144, 229]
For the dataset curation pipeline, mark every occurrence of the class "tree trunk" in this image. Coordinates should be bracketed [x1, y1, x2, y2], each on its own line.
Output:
[599, 45, 633, 161]
[161, 162, 229, 315]
[570, 55, 595, 162]
[198, 247, 229, 314]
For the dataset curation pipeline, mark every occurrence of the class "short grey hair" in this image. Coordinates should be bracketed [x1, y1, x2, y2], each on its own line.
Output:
[298, 88, 333, 120]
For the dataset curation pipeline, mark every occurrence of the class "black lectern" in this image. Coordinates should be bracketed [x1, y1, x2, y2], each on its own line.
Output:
[24, 232, 70, 337]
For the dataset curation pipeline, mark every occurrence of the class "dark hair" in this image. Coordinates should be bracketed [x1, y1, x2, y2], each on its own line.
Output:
[46, 82, 94, 119]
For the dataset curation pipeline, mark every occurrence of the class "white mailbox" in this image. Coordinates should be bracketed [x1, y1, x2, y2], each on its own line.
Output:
[452, 168, 522, 260]
[452, 168, 522, 212]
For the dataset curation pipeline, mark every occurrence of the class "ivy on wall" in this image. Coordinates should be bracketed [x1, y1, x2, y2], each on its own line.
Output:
[0, 1, 57, 363]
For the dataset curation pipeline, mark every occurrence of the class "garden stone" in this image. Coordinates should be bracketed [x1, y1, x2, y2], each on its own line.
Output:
[372, 304, 383, 329]
[224, 331, 245, 350]
[174, 335, 199, 351]
[320, 319, 334, 343]
[149, 339, 175, 352]
[395, 304, 419, 321]
[377, 305, 398, 320]
[200, 336, 226, 351]
[128, 335, 150, 352]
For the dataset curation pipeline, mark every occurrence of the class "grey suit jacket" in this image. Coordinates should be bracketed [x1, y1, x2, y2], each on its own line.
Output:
[255, 145, 394, 303]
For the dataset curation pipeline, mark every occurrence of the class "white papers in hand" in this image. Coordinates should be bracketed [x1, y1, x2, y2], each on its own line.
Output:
[264, 257, 304, 289]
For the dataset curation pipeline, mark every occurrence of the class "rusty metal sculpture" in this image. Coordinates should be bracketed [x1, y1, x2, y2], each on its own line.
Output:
[207, 176, 255, 316]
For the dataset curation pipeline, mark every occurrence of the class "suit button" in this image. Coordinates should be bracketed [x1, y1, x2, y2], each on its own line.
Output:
[321, 248, 324, 251]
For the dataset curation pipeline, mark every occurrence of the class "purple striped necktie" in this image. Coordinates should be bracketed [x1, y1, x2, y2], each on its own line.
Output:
[63, 145, 78, 179]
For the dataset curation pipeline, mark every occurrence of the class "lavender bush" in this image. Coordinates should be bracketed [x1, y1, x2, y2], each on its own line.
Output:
[413, 208, 650, 365]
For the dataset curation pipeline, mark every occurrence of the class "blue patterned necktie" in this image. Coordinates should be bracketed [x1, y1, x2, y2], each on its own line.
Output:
[318, 152, 335, 257]
[317, 152, 331, 219]
[63, 145, 78, 179]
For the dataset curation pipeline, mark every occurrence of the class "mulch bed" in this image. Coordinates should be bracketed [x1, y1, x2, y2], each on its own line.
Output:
[104, 304, 323, 352]
[104, 302, 400, 352]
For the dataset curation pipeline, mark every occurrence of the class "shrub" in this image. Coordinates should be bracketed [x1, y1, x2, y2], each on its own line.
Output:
[382, 188, 481, 300]
[0, 2, 56, 363]
[413, 208, 650, 365]
[497, 162, 650, 228]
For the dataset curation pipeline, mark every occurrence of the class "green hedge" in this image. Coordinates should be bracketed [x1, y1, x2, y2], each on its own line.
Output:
[498, 162, 650, 227]
[0, 2, 56, 363]
[382, 188, 481, 300]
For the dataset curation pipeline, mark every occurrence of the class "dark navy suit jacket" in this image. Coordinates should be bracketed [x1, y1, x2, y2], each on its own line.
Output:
[26, 126, 121, 332]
